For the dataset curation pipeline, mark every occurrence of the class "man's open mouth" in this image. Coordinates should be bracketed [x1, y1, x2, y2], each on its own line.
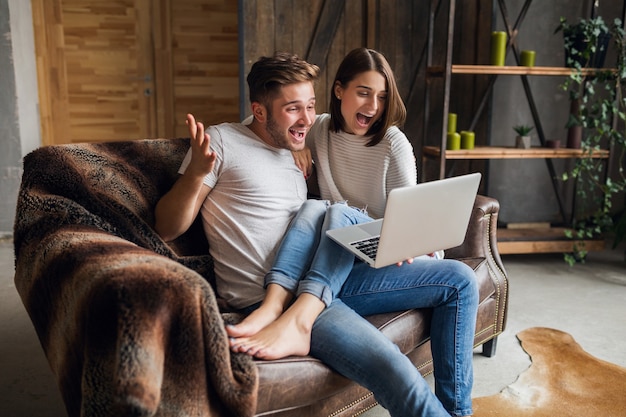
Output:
[289, 128, 306, 139]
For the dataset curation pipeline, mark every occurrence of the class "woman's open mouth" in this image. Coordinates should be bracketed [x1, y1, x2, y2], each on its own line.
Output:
[356, 113, 373, 128]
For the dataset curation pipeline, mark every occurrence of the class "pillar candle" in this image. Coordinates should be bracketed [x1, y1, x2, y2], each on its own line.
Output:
[447, 113, 457, 133]
[520, 50, 536, 67]
[490, 31, 507, 66]
[446, 132, 461, 150]
[460, 131, 475, 149]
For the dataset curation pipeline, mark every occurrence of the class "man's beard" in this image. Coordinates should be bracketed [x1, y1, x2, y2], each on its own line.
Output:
[265, 111, 294, 150]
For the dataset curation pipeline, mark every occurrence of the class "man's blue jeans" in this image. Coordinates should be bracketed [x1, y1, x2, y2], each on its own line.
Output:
[265, 199, 479, 417]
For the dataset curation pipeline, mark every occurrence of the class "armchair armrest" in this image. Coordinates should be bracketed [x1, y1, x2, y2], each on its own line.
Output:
[445, 194, 504, 268]
[445, 194, 508, 349]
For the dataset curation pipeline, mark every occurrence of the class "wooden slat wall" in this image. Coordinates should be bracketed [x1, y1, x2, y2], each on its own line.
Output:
[32, 0, 239, 144]
[33, 1, 488, 146]
[169, 0, 239, 137]
[153, 0, 175, 137]
[240, 0, 365, 120]
[32, 0, 71, 146]
[61, 0, 153, 142]
[33, 0, 156, 143]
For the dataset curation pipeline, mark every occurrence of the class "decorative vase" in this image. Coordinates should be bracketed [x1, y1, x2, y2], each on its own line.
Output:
[567, 98, 582, 149]
[546, 139, 561, 149]
[516, 135, 531, 149]
[566, 98, 583, 149]
[567, 125, 582, 149]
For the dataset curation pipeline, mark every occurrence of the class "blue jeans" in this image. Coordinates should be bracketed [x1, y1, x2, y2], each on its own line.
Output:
[265, 200, 479, 416]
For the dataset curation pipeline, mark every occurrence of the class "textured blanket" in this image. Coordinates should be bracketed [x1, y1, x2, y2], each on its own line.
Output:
[13, 139, 258, 417]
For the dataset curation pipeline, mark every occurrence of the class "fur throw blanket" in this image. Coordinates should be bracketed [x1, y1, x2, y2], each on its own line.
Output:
[13, 139, 258, 417]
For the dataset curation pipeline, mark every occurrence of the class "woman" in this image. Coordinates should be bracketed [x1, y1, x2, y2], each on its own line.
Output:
[228, 48, 477, 417]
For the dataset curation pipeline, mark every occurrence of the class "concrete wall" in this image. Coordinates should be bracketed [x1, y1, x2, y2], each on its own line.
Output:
[0, 0, 40, 236]
[489, 0, 622, 224]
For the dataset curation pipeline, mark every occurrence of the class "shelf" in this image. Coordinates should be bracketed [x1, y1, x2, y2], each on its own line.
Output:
[497, 226, 605, 254]
[423, 146, 610, 160]
[427, 65, 615, 76]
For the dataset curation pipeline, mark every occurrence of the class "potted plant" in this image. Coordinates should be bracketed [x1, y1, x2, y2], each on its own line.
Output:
[555, 16, 611, 69]
[513, 125, 534, 149]
[557, 17, 626, 265]
[555, 16, 612, 150]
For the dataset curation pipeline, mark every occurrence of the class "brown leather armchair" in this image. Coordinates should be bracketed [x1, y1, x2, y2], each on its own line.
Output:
[14, 139, 508, 417]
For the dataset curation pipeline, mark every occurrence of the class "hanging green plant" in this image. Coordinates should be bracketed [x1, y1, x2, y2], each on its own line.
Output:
[555, 16, 611, 70]
[556, 16, 626, 265]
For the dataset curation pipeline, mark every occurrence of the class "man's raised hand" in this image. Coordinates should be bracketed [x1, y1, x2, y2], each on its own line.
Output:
[186, 113, 216, 177]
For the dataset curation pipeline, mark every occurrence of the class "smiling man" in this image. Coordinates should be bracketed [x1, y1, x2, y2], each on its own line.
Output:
[155, 52, 318, 311]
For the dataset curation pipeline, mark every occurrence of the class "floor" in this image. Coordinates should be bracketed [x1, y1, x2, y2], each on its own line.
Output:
[1, 237, 625, 417]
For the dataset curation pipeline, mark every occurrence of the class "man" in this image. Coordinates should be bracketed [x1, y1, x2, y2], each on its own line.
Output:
[156, 52, 324, 360]
[155, 52, 472, 417]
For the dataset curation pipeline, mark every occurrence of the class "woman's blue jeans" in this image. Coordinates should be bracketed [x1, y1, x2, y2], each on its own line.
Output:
[265, 200, 479, 417]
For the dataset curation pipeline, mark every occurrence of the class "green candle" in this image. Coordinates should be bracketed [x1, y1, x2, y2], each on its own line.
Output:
[460, 131, 475, 149]
[447, 113, 457, 133]
[490, 31, 507, 66]
[446, 132, 461, 150]
[520, 50, 536, 67]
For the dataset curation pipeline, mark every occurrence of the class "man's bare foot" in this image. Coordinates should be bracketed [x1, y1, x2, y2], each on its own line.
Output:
[230, 293, 325, 360]
[226, 303, 283, 339]
[227, 283, 293, 345]
[230, 310, 312, 359]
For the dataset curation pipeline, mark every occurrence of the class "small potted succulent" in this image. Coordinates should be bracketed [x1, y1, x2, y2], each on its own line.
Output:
[513, 125, 534, 149]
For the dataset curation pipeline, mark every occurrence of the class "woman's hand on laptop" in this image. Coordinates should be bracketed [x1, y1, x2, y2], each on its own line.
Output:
[395, 257, 415, 267]
[396, 251, 442, 266]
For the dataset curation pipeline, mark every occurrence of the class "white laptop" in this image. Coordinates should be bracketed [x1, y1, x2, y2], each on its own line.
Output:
[325, 172, 481, 268]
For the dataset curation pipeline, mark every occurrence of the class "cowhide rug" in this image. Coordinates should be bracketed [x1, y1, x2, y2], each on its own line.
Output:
[473, 327, 626, 417]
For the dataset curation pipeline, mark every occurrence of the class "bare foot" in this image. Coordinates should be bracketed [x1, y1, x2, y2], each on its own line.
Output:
[227, 283, 293, 346]
[226, 303, 283, 339]
[231, 294, 325, 360]
[230, 310, 312, 359]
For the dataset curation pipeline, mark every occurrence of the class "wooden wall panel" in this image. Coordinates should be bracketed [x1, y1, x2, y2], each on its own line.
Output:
[169, 0, 239, 137]
[33, 0, 155, 143]
[61, 0, 154, 142]
[32, 0, 70, 146]
[241, 0, 344, 119]
[240, 0, 370, 118]
[153, 0, 174, 137]
[33, 0, 239, 144]
[241, 0, 425, 138]
[33, 1, 488, 146]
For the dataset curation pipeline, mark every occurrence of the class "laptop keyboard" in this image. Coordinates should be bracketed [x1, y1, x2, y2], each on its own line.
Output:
[351, 236, 380, 260]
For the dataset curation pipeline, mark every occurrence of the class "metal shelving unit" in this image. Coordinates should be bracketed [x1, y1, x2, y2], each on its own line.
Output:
[422, 0, 623, 254]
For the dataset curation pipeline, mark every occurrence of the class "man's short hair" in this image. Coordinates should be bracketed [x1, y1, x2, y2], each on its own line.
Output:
[247, 52, 320, 107]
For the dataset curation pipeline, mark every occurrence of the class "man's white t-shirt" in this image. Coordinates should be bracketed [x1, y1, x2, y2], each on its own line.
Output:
[179, 122, 307, 309]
